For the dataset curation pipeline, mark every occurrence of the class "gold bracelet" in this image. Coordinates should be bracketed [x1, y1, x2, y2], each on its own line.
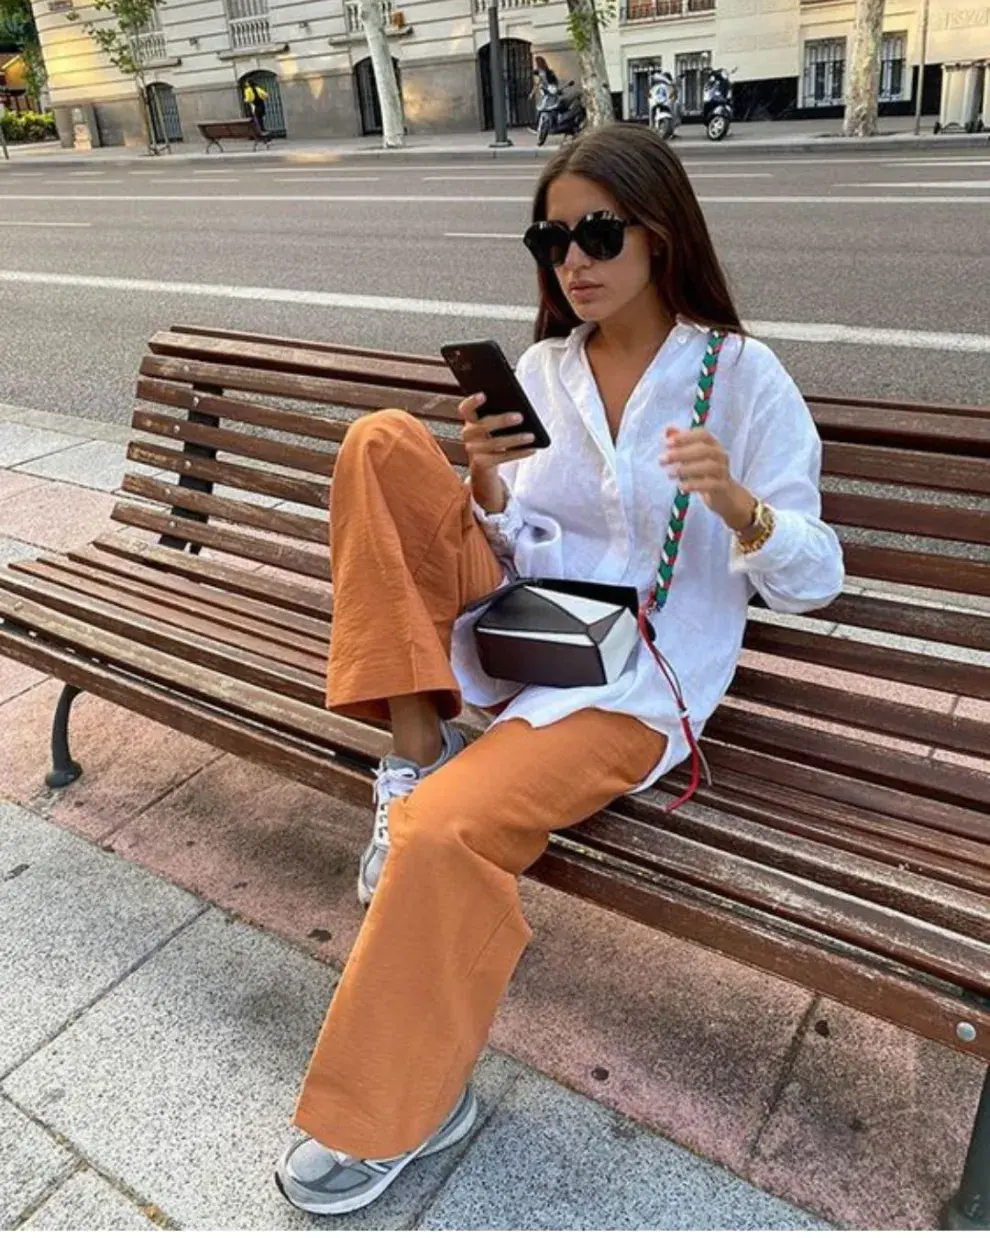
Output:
[736, 499, 776, 554]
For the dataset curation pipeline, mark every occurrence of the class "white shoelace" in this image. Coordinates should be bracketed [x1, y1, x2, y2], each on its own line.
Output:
[372, 762, 420, 846]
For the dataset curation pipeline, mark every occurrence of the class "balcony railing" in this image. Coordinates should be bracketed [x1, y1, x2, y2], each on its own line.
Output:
[229, 14, 271, 47]
[346, 0, 394, 33]
[133, 29, 167, 62]
[622, 0, 713, 19]
[474, 0, 535, 13]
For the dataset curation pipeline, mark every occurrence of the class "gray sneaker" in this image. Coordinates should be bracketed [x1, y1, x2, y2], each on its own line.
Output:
[275, 1085, 477, 1216]
[357, 721, 466, 907]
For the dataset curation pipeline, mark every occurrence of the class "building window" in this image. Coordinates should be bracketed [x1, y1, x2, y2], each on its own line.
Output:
[227, 0, 271, 49]
[627, 57, 662, 118]
[879, 31, 906, 101]
[803, 37, 845, 107]
[675, 50, 711, 114]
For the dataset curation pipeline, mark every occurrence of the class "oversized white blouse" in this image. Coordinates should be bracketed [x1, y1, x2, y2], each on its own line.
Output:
[450, 320, 845, 788]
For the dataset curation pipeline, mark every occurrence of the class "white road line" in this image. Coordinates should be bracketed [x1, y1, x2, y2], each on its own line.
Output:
[880, 158, 990, 166]
[423, 174, 540, 181]
[0, 192, 532, 203]
[1, 268, 987, 354]
[445, 232, 518, 239]
[42, 179, 125, 186]
[4, 192, 990, 206]
[835, 180, 990, 189]
[0, 221, 92, 228]
[271, 176, 382, 182]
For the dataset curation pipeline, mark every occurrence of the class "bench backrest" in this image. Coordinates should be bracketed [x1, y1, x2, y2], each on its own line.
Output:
[199, 120, 255, 138]
[121, 326, 990, 823]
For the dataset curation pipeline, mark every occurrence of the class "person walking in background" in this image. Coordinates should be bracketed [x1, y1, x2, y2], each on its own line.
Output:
[242, 81, 268, 132]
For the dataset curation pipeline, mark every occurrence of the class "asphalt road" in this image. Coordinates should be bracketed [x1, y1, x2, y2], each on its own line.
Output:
[1, 148, 988, 424]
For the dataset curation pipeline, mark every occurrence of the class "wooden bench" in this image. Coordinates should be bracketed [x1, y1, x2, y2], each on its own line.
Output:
[0, 325, 987, 1227]
[197, 118, 270, 153]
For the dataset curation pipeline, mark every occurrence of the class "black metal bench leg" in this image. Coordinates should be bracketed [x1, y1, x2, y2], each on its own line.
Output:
[45, 685, 83, 789]
[946, 1065, 990, 1229]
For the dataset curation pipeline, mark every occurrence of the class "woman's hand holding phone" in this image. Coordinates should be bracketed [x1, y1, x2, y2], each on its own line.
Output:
[459, 393, 537, 515]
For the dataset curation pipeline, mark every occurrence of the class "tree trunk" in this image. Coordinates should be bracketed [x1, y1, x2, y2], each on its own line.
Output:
[843, 0, 885, 137]
[360, 0, 404, 149]
[564, 0, 614, 128]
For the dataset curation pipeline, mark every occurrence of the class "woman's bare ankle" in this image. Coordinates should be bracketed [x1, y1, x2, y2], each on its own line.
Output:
[388, 694, 444, 768]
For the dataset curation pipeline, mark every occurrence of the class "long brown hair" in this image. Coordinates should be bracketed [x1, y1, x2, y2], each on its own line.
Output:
[531, 123, 743, 342]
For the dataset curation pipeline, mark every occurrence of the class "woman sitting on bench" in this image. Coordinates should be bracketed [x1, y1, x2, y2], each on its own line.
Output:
[275, 122, 845, 1216]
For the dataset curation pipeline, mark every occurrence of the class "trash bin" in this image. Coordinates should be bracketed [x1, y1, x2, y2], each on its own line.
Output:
[935, 60, 985, 133]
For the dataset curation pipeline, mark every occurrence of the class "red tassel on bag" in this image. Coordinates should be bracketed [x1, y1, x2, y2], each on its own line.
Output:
[638, 606, 705, 813]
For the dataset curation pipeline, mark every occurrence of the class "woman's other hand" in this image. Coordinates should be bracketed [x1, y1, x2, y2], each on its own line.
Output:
[661, 426, 755, 533]
[460, 393, 536, 514]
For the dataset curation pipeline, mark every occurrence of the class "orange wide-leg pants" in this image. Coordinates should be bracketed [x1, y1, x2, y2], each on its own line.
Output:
[291, 410, 666, 1160]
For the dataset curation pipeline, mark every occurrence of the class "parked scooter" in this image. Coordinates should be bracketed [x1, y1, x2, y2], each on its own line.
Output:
[703, 67, 734, 141]
[536, 79, 587, 145]
[648, 70, 681, 141]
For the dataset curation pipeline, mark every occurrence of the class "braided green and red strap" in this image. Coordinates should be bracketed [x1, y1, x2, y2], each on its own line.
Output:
[647, 327, 727, 616]
[637, 327, 726, 814]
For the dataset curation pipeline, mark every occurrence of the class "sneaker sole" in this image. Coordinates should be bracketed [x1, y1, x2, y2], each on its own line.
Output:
[274, 1090, 478, 1216]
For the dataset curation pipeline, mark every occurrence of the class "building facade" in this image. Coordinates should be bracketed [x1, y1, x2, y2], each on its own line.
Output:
[606, 0, 989, 123]
[30, 0, 990, 146]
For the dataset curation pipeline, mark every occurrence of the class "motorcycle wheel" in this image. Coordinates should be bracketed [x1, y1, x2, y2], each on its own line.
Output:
[707, 113, 729, 141]
[536, 113, 551, 146]
[659, 115, 674, 141]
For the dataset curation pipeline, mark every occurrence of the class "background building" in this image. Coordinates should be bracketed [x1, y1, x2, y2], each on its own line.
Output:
[30, 0, 990, 146]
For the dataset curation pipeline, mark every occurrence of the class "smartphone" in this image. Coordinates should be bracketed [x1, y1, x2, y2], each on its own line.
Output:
[441, 339, 551, 450]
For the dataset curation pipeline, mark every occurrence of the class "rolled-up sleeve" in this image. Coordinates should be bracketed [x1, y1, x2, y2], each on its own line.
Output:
[470, 466, 527, 560]
[729, 364, 845, 613]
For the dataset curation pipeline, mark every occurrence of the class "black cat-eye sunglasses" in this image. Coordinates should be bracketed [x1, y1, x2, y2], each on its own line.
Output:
[523, 211, 641, 269]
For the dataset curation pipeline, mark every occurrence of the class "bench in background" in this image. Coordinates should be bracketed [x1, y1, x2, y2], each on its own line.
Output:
[197, 119, 270, 153]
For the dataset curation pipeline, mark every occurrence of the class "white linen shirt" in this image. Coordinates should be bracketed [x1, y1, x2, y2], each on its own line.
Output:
[449, 320, 845, 788]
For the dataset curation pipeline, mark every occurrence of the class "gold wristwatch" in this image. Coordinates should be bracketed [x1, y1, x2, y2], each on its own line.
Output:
[736, 498, 776, 554]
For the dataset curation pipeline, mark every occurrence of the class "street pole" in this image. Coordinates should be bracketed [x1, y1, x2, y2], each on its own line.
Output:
[487, 1, 513, 148]
[0, 112, 9, 161]
[913, 0, 930, 135]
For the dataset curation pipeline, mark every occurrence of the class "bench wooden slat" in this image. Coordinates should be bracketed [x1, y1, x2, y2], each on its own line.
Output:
[729, 666, 990, 758]
[744, 619, 989, 700]
[840, 543, 990, 598]
[710, 705, 990, 812]
[136, 376, 461, 433]
[121, 474, 329, 544]
[132, 409, 337, 478]
[620, 796, 990, 931]
[702, 735, 990, 843]
[127, 443, 329, 510]
[0, 585, 364, 751]
[93, 534, 332, 617]
[148, 331, 461, 395]
[0, 569, 326, 705]
[823, 492, 990, 545]
[11, 558, 329, 671]
[823, 441, 989, 494]
[683, 772, 990, 897]
[110, 504, 331, 580]
[69, 544, 330, 642]
[810, 405, 990, 455]
[814, 592, 990, 654]
[169, 323, 453, 371]
[566, 811, 990, 990]
[808, 391, 990, 420]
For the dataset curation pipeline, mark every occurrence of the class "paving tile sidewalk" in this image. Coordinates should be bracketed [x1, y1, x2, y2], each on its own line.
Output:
[0, 400, 986, 1229]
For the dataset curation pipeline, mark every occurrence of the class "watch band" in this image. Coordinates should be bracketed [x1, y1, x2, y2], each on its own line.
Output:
[736, 499, 776, 554]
